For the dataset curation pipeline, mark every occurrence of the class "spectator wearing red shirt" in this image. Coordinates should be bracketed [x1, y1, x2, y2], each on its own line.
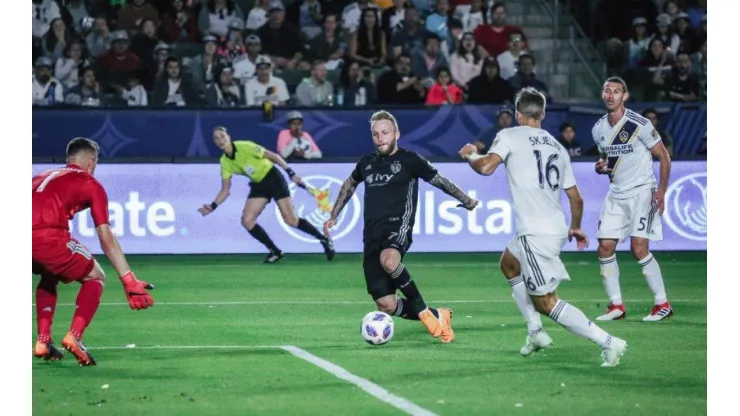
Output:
[473, 2, 527, 57]
[95, 30, 141, 93]
[426, 67, 463, 105]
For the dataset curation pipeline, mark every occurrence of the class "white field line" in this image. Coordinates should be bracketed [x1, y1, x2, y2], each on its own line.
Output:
[280, 345, 439, 416]
[33, 298, 706, 307]
[133, 261, 705, 269]
[92, 345, 281, 350]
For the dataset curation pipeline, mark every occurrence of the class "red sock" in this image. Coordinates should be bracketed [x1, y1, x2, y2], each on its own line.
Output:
[36, 275, 59, 343]
[70, 279, 104, 339]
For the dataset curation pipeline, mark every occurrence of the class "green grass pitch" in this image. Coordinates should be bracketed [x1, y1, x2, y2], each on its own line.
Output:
[31, 252, 707, 415]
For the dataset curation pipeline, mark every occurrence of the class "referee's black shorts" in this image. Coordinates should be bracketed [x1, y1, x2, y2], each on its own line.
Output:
[248, 166, 291, 202]
[362, 223, 413, 300]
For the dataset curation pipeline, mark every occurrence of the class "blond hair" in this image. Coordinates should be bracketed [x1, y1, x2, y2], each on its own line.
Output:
[369, 110, 399, 132]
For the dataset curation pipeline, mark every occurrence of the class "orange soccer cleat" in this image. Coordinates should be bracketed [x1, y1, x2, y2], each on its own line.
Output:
[34, 339, 64, 361]
[437, 308, 455, 343]
[62, 332, 96, 366]
[418, 308, 443, 338]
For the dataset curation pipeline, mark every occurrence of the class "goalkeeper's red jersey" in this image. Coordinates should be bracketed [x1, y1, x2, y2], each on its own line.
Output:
[32, 164, 110, 231]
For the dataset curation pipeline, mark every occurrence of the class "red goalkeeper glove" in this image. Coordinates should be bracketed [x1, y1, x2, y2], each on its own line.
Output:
[120, 271, 155, 310]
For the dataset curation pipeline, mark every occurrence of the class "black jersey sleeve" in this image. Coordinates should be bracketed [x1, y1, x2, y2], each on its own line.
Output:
[350, 160, 365, 183]
[409, 152, 438, 182]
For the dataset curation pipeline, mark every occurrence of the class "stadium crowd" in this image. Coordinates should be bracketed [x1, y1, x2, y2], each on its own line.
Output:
[32, 0, 706, 108]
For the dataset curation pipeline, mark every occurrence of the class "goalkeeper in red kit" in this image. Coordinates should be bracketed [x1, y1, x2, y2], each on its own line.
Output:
[32, 137, 155, 366]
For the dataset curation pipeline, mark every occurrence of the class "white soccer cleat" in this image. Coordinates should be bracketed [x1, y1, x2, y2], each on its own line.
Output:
[596, 303, 626, 321]
[642, 302, 673, 322]
[520, 331, 553, 357]
[600, 336, 627, 367]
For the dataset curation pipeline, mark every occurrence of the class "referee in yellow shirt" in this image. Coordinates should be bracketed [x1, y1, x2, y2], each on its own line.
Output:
[198, 126, 335, 263]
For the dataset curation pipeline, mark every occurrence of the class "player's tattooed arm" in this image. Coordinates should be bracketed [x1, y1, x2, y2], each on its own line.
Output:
[330, 176, 358, 219]
[428, 173, 478, 210]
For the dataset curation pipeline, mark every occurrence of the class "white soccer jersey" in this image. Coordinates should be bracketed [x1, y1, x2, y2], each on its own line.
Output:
[488, 126, 577, 238]
[591, 108, 661, 198]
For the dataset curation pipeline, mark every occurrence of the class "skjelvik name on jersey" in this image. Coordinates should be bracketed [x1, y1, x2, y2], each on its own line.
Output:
[68, 192, 176, 238]
[528, 136, 560, 149]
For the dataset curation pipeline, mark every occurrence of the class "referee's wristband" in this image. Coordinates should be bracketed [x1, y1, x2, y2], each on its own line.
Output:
[210, 202, 218, 210]
[285, 167, 296, 178]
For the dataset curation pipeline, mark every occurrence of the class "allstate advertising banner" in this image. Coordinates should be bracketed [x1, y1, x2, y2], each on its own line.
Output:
[31, 162, 707, 254]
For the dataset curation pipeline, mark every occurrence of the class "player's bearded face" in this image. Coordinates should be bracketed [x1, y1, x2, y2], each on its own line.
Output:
[372, 120, 399, 156]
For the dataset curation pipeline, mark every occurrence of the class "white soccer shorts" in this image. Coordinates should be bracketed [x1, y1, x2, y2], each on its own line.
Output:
[506, 235, 570, 296]
[597, 186, 663, 242]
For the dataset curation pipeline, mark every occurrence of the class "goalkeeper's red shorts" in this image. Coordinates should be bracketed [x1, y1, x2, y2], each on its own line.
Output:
[32, 229, 95, 282]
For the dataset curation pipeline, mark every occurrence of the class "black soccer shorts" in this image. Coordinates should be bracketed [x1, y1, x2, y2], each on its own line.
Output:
[248, 166, 291, 202]
[362, 224, 412, 300]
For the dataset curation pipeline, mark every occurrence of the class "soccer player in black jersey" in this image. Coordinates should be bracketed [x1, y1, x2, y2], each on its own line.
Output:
[323, 110, 479, 343]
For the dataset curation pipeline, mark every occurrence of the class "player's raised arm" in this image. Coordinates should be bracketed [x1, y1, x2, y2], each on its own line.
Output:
[460, 132, 506, 176]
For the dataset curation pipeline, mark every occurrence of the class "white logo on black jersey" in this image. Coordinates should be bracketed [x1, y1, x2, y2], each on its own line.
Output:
[391, 161, 402, 174]
[365, 164, 372, 170]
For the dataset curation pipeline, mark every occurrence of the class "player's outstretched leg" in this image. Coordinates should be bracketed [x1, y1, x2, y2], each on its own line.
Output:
[532, 293, 627, 367]
[276, 198, 335, 261]
[34, 273, 64, 361]
[631, 238, 672, 321]
[499, 247, 551, 356]
[379, 248, 454, 343]
[596, 239, 626, 321]
[242, 198, 283, 263]
[61, 261, 105, 366]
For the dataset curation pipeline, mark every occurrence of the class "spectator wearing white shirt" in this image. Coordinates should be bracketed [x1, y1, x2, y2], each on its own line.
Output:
[459, 0, 486, 33]
[277, 111, 322, 160]
[121, 71, 148, 106]
[33, 57, 64, 106]
[496, 31, 527, 80]
[244, 56, 290, 107]
[233, 34, 269, 84]
[33, 0, 61, 39]
[246, 0, 271, 31]
[199, 0, 245, 37]
[55, 39, 90, 89]
[342, 0, 381, 34]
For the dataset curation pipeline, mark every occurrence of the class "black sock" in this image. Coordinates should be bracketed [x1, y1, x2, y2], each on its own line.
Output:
[393, 298, 439, 321]
[296, 218, 327, 242]
[247, 224, 280, 253]
[389, 263, 428, 313]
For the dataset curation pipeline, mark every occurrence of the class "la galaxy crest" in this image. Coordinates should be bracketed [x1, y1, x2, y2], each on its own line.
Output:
[619, 130, 629, 143]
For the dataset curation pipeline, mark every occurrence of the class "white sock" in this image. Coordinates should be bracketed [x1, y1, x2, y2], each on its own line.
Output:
[599, 255, 622, 305]
[508, 276, 543, 335]
[549, 300, 612, 349]
[639, 253, 668, 305]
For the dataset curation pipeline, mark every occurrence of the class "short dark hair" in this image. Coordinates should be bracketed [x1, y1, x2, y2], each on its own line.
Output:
[604, 76, 628, 93]
[642, 108, 658, 118]
[559, 122, 575, 133]
[66, 137, 99, 157]
[515, 87, 547, 120]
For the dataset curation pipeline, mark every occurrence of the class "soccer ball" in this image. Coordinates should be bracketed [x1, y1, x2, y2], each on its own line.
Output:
[360, 311, 394, 345]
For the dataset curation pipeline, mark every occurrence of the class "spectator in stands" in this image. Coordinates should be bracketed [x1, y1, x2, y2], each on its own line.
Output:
[642, 108, 674, 156]
[507, 54, 551, 101]
[244, 56, 290, 106]
[207, 64, 243, 107]
[86, 15, 112, 58]
[290, 0, 324, 40]
[557, 122, 582, 157]
[306, 14, 345, 67]
[337, 62, 376, 107]
[473, 2, 527, 57]
[160, 0, 199, 43]
[496, 31, 527, 80]
[257, 1, 307, 70]
[62, 0, 90, 34]
[96, 31, 141, 93]
[627, 17, 651, 68]
[460, 0, 486, 33]
[390, 6, 431, 59]
[450, 32, 482, 91]
[441, 17, 463, 62]
[411, 33, 447, 82]
[467, 57, 514, 103]
[130, 19, 159, 72]
[33, 0, 61, 40]
[640, 37, 673, 71]
[673, 12, 697, 54]
[64, 66, 102, 107]
[663, 0, 681, 21]
[653, 51, 701, 102]
[152, 56, 203, 106]
[425, 67, 463, 105]
[349, 8, 387, 68]
[277, 111, 323, 160]
[377, 53, 426, 103]
[149, 42, 174, 90]
[472, 106, 514, 153]
[188, 35, 221, 90]
[117, 0, 159, 33]
[43, 18, 74, 62]
[691, 38, 706, 96]
[33, 57, 65, 106]
[342, 0, 381, 34]
[199, 0, 245, 37]
[425, 0, 451, 45]
[120, 70, 149, 106]
[652, 14, 680, 54]
[55, 39, 90, 89]
[247, 0, 271, 31]
[382, 0, 408, 41]
[233, 35, 269, 85]
[218, 18, 248, 61]
[296, 60, 334, 106]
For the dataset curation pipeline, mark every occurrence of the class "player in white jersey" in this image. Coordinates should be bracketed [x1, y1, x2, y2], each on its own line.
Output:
[460, 87, 627, 367]
[592, 77, 673, 322]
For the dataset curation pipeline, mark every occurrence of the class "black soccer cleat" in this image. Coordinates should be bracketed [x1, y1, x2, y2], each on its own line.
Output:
[263, 251, 285, 264]
[321, 239, 336, 262]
